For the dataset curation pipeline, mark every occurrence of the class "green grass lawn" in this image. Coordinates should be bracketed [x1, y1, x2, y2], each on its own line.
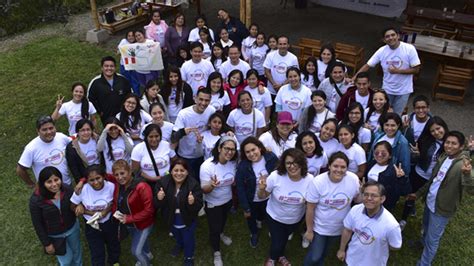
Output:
[0, 37, 473, 265]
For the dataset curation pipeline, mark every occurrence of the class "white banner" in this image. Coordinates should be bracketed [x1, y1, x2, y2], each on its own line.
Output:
[312, 0, 407, 18]
[119, 42, 164, 71]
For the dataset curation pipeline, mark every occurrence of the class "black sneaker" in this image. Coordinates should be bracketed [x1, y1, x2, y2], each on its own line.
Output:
[170, 245, 182, 257]
[250, 234, 258, 248]
[184, 257, 194, 266]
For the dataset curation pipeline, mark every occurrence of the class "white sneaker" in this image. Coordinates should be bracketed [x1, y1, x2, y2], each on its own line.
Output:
[256, 220, 263, 229]
[302, 237, 310, 248]
[213, 251, 223, 266]
[220, 233, 233, 246]
[288, 233, 293, 240]
[168, 232, 173, 237]
[198, 207, 206, 217]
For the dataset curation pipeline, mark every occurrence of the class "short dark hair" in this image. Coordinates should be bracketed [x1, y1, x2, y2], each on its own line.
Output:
[101, 56, 116, 66]
[412, 95, 430, 107]
[373, 141, 393, 156]
[240, 137, 268, 161]
[197, 87, 212, 97]
[276, 148, 308, 177]
[211, 137, 238, 163]
[355, 71, 370, 82]
[382, 26, 399, 37]
[337, 124, 357, 145]
[286, 66, 301, 78]
[227, 69, 244, 86]
[311, 90, 327, 101]
[446, 130, 466, 146]
[278, 35, 289, 43]
[189, 41, 204, 51]
[38, 166, 63, 199]
[379, 112, 402, 129]
[85, 164, 106, 180]
[36, 115, 54, 129]
[328, 151, 349, 167]
[75, 119, 94, 135]
[228, 45, 241, 52]
[170, 157, 192, 178]
[246, 69, 259, 80]
[363, 180, 386, 197]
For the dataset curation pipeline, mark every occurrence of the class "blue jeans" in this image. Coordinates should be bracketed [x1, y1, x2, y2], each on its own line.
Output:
[50, 220, 83, 266]
[267, 214, 300, 260]
[417, 205, 450, 266]
[387, 93, 410, 115]
[85, 217, 120, 266]
[171, 220, 197, 258]
[247, 200, 267, 235]
[303, 232, 340, 266]
[128, 225, 153, 266]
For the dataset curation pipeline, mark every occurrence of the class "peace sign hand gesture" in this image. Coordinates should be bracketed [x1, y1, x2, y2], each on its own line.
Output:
[409, 143, 420, 154]
[157, 187, 165, 200]
[461, 158, 472, 175]
[188, 191, 195, 205]
[210, 175, 220, 188]
[55, 95, 64, 109]
[394, 163, 405, 178]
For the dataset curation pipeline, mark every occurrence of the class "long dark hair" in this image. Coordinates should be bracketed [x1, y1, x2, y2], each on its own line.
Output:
[38, 166, 63, 199]
[227, 69, 244, 88]
[199, 27, 214, 47]
[119, 93, 142, 132]
[206, 112, 230, 134]
[104, 117, 126, 161]
[240, 136, 268, 161]
[301, 57, 320, 88]
[252, 32, 266, 48]
[418, 116, 449, 160]
[211, 137, 238, 163]
[305, 91, 327, 131]
[161, 65, 184, 106]
[319, 44, 337, 78]
[337, 124, 357, 146]
[143, 123, 162, 153]
[270, 122, 296, 147]
[365, 90, 390, 124]
[295, 131, 323, 157]
[210, 42, 228, 66]
[276, 148, 308, 177]
[71, 82, 90, 120]
[341, 102, 364, 143]
[206, 72, 225, 98]
[144, 79, 160, 103]
[75, 119, 95, 137]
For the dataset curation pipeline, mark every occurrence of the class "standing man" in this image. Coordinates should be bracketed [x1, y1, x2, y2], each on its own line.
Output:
[354, 27, 420, 115]
[263, 35, 299, 96]
[180, 42, 215, 96]
[219, 45, 251, 81]
[216, 9, 249, 46]
[17, 115, 72, 187]
[337, 181, 402, 266]
[336, 72, 374, 120]
[88, 56, 132, 125]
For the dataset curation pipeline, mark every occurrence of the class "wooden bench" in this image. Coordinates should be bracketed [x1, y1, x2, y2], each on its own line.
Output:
[98, 1, 149, 34]
[432, 64, 473, 104]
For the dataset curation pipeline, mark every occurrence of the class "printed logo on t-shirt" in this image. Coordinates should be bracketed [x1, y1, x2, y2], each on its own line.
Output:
[385, 56, 403, 69]
[235, 122, 253, 136]
[68, 112, 83, 122]
[85, 150, 98, 164]
[86, 199, 109, 211]
[354, 226, 376, 245]
[44, 149, 65, 165]
[211, 101, 223, 111]
[308, 166, 320, 176]
[219, 172, 235, 186]
[309, 122, 321, 133]
[284, 97, 303, 110]
[278, 191, 305, 204]
[323, 192, 350, 210]
[196, 121, 207, 132]
[191, 69, 206, 81]
[143, 157, 168, 171]
[253, 99, 263, 110]
[112, 149, 125, 160]
[274, 62, 289, 74]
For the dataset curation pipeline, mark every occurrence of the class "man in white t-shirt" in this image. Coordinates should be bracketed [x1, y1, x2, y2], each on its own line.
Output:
[219, 45, 251, 81]
[17, 116, 72, 187]
[263, 36, 299, 95]
[354, 27, 421, 115]
[172, 88, 216, 180]
[337, 181, 402, 266]
[180, 42, 215, 96]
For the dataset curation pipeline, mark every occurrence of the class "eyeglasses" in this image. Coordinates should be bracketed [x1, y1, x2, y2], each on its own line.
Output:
[125, 100, 137, 106]
[222, 147, 236, 153]
[374, 151, 389, 156]
[363, 193, 381, 199]
[285, 161, 299, 167]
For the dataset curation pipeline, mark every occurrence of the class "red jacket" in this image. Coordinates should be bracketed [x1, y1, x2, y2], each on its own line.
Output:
[336, 86, 374, 120]
[224, 82, 246, 110]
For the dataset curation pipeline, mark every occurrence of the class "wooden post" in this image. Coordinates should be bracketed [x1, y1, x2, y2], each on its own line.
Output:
[90, 0, 101, 30]
[245, 0, 251, 27]
[240, 0, 246, 24]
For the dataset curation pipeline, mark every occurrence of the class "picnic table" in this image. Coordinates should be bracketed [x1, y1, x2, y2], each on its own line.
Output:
[406, 5, 474, 28]
[413, 35, 474, 67]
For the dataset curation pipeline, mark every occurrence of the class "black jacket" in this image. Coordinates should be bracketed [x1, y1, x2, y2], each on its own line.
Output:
[153, 175, 203, 228]
[87, 73, 131, 124]
[29, 185, 76, 246]
[65, 139, 102, 183]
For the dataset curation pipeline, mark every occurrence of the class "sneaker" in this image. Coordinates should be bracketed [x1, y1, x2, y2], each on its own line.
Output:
[256, 220, 263, 229]
[184, 257, 194, 266]
[220, 233, 233, 246]
[250, 234, 258, 248]
[302, 237, 310, 248]
[399, 220, 407, 231]
[168, 231, 173, 237]
[146, 252, 154, 260]
[198, 207, 206, 217]
[288, 233, 293, 241]
[264, 258, 275, 266]
[278, 256, 292, 266]
[213, 251, 223, 266]
[170, 245, 182, 257]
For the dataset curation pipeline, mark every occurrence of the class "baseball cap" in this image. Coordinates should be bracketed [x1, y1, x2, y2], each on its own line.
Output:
[277, 111, 293, 124]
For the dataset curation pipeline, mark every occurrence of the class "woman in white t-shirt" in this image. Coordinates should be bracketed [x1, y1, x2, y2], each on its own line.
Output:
[160, 65, 194, 123]
[97, 118, 133, 174]
[337, 124, 367, 180]
[207, 72, 231, 115]
[259, 111, 298, 158]
[258, 148, 312, 266]
[249, 33, 269, 79]
[200, 136, 238, 264]
[141, 102, 174, 144]
[245, 69, 272, 124]
[52, 82, 97, 136]
[139, 80, 168, 120]
[188, 14, 215, 43]
[132, 124, 176, 183]
[66, 119, 100, 183]
[71, 165, 120, 266]
[201, 112, 233, 160]
[116, 94, 152, 145]
[295, 131, 328, 176]
[317, 118, 339, 158]
[299, 90, 335, 134]
[218, 28, 233, 52]
[303, 152, 361, 266]
[227, 91, 266, 144]
[340, 102, 372, 152]
[364, 90, 390, 133]
[301, 57, 320, 91]
[316, 44, 337, 82]
[134, 29, 159, 87]
[318, 62, 352, 113]
[199, 27, 214, 59]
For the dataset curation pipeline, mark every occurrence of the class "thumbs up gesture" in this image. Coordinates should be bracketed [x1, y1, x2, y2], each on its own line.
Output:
[157, 187, 165, 200]
[409, 143, 419, 154]
[394, 163, 405, 178]
[211, 175, 220, 188]
[461, 158, 472, 175]
[188, 191, 195, 205]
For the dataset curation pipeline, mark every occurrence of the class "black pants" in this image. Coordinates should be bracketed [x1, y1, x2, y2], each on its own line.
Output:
[247, 200, 268, 235]
[85, 217, 121, 266]
[267, 214, 300, 260]
[205, 200, 232, 252]
[402, 169, 428, 220]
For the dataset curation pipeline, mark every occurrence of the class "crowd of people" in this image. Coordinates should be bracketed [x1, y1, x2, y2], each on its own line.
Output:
[18, 7, 474, 266]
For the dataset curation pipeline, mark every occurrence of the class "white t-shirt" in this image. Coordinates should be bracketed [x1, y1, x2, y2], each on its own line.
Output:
[220, 39, 234, 49]
[210, 92, 231, 112]
[219, 59, 251, 81]
[244, 85, 273, 116]
[249, 45, 269, 75]
[140, 121, 174, 143]
[58, 100, 97, 135]
[367, 164, 389, 182]
[427, 157, 454, 213]
[415, 142, 441, 180]
[378, 135, 395, 146]
[338, 143, 366, 174]
[301, 73, 317, 91]
[70, 181, 115, 223]
[358, 127, 372, 145]
[263, 51, 299, 94]
[131, 140, 176, 177]
[364, 108, 381, 133]
[275, 84, 312, 122]
[252, 158, 269, 202]
[102, 136, 132, 174]
[208, 57, 223, 73]
[411, 117, 428, 142]
[367, 42, 421, 95]
[318, 78, 351, 113]
[227, 108, 266, 144]
[355, 90, 370, 109]
[180, 59, 215, 95]
[200, 157, 236, 206]
[78, 139, 100, 165]
[259, 131, 297, 158]
[18, 133, 72, 185]
[167, 87, 184, 122]
[344, 204, 402, 266]
[173, 105, 216, 158]
[201, 130, 221, 160]
[199, 41, 212, 59]
[241, 36, 256, 60]
[306, 171, 360, 235]
[307, 152, 328, 176]
[188, 27, 215, 42]
[317, 136, 339, 158]
[265, 171, 313, 224]
[316, 59, 328, 82]
[115, 110, 152, 143]
[308, 109, 336, 134]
